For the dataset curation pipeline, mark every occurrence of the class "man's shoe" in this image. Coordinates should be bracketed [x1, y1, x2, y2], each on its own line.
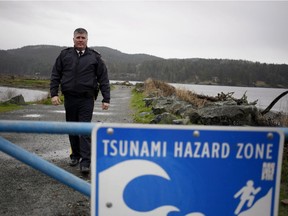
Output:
[69, 158, 79, 167]
[80, 166, 90, 174]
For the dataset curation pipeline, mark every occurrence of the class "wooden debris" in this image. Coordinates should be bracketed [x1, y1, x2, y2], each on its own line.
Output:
[281, 199, 288, 205]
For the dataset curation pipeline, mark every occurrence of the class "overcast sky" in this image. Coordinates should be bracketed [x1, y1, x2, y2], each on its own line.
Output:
[0, 0, 287, 64]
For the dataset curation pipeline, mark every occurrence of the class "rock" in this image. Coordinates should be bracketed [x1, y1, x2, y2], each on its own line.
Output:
[139, 112, 151, 117]
[150, 112, 178, 124]
[196, 104, 259, 126]
[152, 106, 166, 115]
[148, 95, 273, 126]
[142, 80, 279, 126]
[173, 117, 191, 125]
[6, 94, 26, 105]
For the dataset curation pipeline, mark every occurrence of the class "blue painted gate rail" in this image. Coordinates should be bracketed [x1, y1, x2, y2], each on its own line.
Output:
[0, 120, 288, 199]
[0, 120, 98, 197]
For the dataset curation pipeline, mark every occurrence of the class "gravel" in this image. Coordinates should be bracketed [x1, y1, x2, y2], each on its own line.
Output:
[0, 85, 134, 216]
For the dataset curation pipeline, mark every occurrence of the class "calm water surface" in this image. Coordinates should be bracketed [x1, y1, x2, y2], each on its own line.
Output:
[1, 83, 287, 113]
[172, 83, 288, 113]
[0, 87, 48, 102]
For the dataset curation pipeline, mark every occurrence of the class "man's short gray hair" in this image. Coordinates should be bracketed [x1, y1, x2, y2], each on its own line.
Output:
[74, 28, 88, 35]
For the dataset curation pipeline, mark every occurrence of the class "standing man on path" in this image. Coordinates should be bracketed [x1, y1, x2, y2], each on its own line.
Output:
[50, 28, 110, 174]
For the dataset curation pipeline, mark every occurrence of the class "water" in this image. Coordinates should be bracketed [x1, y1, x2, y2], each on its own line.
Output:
[171, 83, 288, 113]
[115, 80, 288, 113]
[0, 86, 48, 102]
[1, 83, 288, 113]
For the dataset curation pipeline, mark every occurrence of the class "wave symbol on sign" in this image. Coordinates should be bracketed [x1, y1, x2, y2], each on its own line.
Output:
[99, 159, 205, 216]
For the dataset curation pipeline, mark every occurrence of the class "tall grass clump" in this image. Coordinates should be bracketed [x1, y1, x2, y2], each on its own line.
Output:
[144, 78, 207, 108]
[175, 88, 207, 108]
[144, 78, 176, 97]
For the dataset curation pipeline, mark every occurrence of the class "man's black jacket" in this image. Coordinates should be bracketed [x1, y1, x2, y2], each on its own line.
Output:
[50, 47, 110, 103]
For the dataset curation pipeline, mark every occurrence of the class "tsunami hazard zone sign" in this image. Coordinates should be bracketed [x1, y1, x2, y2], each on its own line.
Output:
[91, 124, 284, 216]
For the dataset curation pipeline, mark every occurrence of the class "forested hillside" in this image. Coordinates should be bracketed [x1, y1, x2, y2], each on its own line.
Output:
[0, 45, 287, 88]
[137, 58, 288, 87]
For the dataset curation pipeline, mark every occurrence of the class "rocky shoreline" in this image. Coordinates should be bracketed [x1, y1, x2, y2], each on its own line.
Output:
[136, 80, 286, 127]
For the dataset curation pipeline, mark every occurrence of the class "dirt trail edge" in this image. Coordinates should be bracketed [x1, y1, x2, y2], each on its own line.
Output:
[0, 85, 134, 216]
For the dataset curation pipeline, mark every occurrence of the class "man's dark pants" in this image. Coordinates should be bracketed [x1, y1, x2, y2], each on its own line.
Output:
[64, 94, 94, 167]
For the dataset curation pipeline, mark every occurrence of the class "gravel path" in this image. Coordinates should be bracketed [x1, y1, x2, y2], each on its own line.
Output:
[0, 85, 134, 216]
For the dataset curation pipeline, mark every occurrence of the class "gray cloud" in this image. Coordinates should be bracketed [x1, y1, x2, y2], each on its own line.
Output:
[0, 1, 287, 64]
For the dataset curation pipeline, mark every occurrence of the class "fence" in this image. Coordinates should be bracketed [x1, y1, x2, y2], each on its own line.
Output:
[0, 120, 288, 198]
[0, 120, 97, 197]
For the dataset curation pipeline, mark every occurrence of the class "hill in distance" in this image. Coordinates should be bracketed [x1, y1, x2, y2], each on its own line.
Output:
[0, 45, 287, 88]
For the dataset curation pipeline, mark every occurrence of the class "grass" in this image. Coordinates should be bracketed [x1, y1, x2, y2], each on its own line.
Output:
[0, 75, 50, 90]
[130, 87, 155, 123]
[32, 95, 64, 105]
[0, 103, 23, 112]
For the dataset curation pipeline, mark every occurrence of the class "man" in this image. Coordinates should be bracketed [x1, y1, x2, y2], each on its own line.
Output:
[50, 28, 110, 174]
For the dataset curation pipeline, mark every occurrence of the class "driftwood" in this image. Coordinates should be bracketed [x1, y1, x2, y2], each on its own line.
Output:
[197, 91, 258, 105]
[198, 90, 288, 115]
[261, 90, 288, 115]
[197, 92, 236, 102]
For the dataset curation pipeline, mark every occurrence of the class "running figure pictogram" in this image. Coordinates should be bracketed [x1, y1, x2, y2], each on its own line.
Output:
[234, 180, 261, 215]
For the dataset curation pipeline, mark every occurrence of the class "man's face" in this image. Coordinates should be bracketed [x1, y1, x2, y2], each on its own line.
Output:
[73, 33, 88, 51]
